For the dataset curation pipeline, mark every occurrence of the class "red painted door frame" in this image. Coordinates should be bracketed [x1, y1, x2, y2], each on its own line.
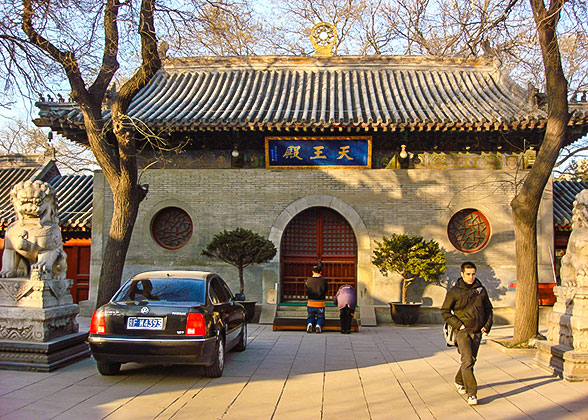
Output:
[280, 207, 357, 301]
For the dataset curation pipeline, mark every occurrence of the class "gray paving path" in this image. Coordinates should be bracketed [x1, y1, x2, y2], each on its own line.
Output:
[1, 323, 587, 420]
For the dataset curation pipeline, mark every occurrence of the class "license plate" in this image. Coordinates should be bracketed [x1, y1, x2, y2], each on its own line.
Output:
[127, 317, 164, 330]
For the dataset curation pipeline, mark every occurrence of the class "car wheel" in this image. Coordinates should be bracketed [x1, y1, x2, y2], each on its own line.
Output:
[233, 321, 247, 352]
[203, 336, 225, 378]
[96, 361, 121, 376]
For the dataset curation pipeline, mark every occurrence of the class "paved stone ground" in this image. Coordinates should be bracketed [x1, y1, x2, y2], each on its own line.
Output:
[1, 323, 587, 420]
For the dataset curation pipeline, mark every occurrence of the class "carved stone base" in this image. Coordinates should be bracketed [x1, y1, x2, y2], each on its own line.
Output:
[0, 305, 80, 342]
[535, 340, 588, 382]
[546, 287, 588, 350]
[0, 332, 90, 372]
[0, 275, 73, 308]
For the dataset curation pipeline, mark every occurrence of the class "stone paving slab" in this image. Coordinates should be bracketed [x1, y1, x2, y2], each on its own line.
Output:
[1, 323, 588, 420]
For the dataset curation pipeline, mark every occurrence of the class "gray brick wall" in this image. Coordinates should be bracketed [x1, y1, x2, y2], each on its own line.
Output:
[89, 168, 553, 311]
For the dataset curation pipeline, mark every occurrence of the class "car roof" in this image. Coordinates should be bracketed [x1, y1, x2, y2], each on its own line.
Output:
[130, 270, 213, 281]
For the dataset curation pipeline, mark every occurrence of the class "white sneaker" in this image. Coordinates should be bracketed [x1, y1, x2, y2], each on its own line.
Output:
[454, 383, 466, 395]
[316, 325, 322, 333]
[306, 323, 313, 333]
[467, 396, 478, 406]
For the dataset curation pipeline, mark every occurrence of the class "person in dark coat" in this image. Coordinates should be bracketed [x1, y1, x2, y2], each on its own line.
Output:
[334, 285, 356, 334]
[440, 261, 493, 406]
[305, 265, 329, 333]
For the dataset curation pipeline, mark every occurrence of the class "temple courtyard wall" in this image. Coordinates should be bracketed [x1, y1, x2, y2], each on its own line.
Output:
[86, 167, 554, 317]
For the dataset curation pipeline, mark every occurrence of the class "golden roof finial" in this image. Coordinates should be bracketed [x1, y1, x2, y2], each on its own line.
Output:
[310, 22, 337, 57]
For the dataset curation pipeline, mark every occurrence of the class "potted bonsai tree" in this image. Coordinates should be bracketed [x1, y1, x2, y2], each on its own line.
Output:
[372, 233, 446, 325]
[202, 227, 277, 321]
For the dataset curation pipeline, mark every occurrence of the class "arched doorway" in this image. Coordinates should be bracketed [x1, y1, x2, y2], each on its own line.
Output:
[280, 207, 357, 301]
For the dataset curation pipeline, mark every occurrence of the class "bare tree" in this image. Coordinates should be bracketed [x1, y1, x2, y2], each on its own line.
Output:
[165, 1, 264, 56]
[510, 0, 575, 344]
[364, 0, 585, 344]
[0, 0, 270, 308]
[20, 0, 161, 308]
[0, 120, 96, 173]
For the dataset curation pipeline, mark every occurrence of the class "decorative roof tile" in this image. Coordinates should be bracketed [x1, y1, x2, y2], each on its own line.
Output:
[553, 180, 588, 230]
[48, 175, 93, 229]
[35, 56, 588, 134]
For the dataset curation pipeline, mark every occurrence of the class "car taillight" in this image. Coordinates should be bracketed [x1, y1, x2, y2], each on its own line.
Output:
[90, 310, 106, 334]
[186, 313, 206, 336]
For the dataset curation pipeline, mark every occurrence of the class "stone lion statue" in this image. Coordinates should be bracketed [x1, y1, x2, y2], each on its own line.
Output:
[560, 189, 588, 287]
[0, 180, 67, 280]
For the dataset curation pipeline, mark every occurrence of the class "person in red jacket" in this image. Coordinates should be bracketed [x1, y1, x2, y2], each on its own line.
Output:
[334, 284, 356, 334]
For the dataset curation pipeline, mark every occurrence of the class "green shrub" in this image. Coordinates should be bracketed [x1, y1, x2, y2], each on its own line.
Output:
[202, 227, 277, 296]
[372, 233, 446, 303]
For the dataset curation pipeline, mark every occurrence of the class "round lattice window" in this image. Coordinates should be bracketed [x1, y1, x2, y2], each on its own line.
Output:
[447, 209, 491, 253]
[151, 207, 193, 250]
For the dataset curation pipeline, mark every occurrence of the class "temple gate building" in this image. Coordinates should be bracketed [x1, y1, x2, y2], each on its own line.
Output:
[34, 43, 588, 322]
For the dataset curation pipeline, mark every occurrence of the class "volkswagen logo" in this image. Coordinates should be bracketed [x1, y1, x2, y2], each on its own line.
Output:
[140, 306, 149, 314]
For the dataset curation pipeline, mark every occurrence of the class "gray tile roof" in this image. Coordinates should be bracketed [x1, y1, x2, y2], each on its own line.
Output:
[49, 175, 93, 229]
[553, 180, 588, 230]
[0, 168, 39, 226]
[0, 172, 92, 229]
[34, 56, 588, 134]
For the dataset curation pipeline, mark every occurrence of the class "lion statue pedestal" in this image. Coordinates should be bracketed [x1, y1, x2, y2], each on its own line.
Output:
[0, 180, 90, 371]
[535, 190, 588, 381]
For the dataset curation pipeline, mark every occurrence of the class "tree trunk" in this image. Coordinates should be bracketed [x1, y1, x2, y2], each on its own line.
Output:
[95, 180, 143, 308]
[512, 207, 539, 342]
[402, 279, 410, 304]
[238, 265, 245, 295]
[510, 0, 569, 344]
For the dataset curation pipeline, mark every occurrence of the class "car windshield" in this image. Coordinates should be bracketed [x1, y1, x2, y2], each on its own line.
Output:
[113, 278, 206, 304]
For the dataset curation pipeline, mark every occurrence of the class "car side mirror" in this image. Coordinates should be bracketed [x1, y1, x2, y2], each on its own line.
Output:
[234, 293, 246, 301]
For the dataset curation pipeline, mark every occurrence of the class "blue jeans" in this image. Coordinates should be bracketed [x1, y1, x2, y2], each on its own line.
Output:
[307, 306, 325, 327]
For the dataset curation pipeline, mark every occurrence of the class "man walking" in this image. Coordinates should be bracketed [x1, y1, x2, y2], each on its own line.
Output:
[441, 262, 493, 406]
[305, 265, 328, 333]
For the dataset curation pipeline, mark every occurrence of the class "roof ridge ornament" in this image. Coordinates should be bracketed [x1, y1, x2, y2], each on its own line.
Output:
[310, 22, 337, 57]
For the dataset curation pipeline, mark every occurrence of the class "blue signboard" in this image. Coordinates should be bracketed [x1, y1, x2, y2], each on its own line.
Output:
[265, 137, 372, 168]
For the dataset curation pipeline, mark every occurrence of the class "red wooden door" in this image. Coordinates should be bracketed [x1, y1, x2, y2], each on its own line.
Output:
[280, 207, 357, 301]
[64, 239, 91, 304]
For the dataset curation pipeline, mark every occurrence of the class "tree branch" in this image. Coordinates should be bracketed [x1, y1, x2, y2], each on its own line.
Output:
[21, 0, 86, 96]
[88, 0, 121, 101]
[555, 145, 588, 168]
[112, 0, 161, 187]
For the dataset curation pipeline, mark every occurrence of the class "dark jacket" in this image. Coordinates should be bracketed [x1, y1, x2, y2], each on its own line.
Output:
[334, 285, 356, 311]
[440, 278, 493, 335]
[305, 276, 328, 300]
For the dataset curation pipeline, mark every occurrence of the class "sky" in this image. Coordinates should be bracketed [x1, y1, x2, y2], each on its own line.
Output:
[1, 0, 585, 175]
[1, 94, 36, 126]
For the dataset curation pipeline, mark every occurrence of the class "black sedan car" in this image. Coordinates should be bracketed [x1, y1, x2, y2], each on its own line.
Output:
[88, 270, 247, 377]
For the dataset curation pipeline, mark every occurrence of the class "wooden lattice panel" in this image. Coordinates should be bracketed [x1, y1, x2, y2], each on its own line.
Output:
[151, 207, 193, 249]
[281, 209, 318, 255]
[447, 208, 491, 253]
[322, 211, 357, 255]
